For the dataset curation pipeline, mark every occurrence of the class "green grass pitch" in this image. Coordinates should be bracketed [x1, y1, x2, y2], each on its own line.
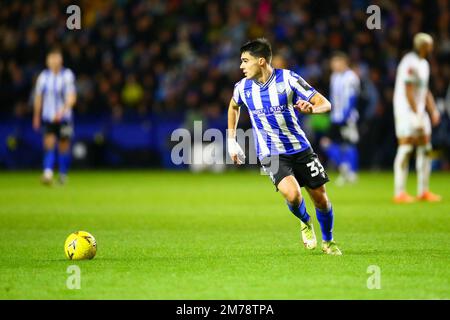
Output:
[0, 170, 449, 299]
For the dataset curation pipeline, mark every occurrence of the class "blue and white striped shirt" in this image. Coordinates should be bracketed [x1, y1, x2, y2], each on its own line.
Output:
[233, 69, 316, 160]
[330, 69, 359, 124]
[35, 68, 76, 122]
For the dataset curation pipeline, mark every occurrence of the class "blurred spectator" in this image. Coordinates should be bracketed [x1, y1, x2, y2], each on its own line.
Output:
[121, 74, 144, 108]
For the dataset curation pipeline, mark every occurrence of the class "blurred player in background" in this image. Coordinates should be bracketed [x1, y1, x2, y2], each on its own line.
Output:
[393, 33, 441, 203]
[228, 38, 342, 255]
[33, 48, 77, 185]
[321, 52, 360, 186]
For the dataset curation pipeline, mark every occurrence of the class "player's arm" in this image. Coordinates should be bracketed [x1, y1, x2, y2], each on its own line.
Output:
[405, 82, 418, 113]
[228, 98, 240, 140]
[295, 92, 331, 114]
[55, 72, 77, 122]
[55, 92, 76, 123]
[33, 72, 45, 130]
[62, 91, 77, 113]
[33, 92, 42, 130]
[227, 98, 245, 165]
[425, 90, 440, 126]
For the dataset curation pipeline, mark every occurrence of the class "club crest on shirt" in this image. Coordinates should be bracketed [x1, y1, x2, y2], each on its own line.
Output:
[245, 90, 251, 98]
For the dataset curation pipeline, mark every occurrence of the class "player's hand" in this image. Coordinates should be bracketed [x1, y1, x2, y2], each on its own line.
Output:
[54, 110, 63, 123]
[412, 112, 424, 131]
[294, 100, 314, 114]
[32, 116, 41, 131]
[227, 138, 246, 165]
[54, 108, 67, 123]
[431, 110, 440, 127]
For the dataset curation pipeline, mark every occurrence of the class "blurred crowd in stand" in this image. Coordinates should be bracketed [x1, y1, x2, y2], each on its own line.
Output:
[1, 0, 449, 169]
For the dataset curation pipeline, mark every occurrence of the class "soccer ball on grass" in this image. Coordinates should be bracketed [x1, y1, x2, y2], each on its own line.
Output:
[64, 231, 97, 260]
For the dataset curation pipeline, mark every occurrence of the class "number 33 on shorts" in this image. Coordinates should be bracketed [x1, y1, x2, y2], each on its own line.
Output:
[307, 158, 325, 177]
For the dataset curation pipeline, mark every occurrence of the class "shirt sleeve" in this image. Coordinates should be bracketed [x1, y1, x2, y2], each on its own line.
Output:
[35, 71, 46, 95]
[64, 69, 76, 97]
[403, 56, 418, 84]
[232, 82, 244, 106]
[404, 67, 418, 84]
[287, 70, 316, 102]
[348, 73, 360, 98]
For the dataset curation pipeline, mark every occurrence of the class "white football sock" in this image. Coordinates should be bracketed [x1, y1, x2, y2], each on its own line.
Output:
[416, 144, 431, 196]
[394, 144, 413, 196]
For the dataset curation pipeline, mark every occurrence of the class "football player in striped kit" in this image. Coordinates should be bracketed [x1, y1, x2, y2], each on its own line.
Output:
[33, 48, 77, 185]
[325, 52, 360, 186]
[227, 39, 341, 255]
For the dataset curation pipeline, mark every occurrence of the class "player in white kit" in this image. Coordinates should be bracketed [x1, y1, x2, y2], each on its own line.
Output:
[393, 33, 441, 203]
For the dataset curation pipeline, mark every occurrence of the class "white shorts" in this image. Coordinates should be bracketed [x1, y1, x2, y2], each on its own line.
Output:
[394, 111, 431, 139]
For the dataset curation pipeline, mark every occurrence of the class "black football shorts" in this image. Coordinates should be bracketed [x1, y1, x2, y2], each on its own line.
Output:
[260, 148, 330, 190]
[42, 121, 74, 140]
[329, 123, 358, 144]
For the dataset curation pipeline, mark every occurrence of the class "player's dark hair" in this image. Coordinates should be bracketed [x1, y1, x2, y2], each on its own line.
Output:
[48, 46, 63, 56]
[240, 38, 272, 63]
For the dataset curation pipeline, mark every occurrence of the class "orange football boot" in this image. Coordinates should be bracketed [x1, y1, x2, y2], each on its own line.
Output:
[393, 192, 415, 203]
[417, 191, 442, 202]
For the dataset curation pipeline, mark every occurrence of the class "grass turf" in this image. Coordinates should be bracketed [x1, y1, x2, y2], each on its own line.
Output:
[0, 170, 449, 299]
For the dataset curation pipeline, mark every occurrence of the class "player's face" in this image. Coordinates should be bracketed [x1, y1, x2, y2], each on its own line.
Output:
[424, 42, 433, 55]
[418, 41, 433, 58]
[240, 52, 263, 80]
[46, 53, 63, 71]
[330, 57, 345, 72]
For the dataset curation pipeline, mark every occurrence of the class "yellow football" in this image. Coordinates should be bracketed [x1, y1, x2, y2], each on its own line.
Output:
[64, 231, 97, 260]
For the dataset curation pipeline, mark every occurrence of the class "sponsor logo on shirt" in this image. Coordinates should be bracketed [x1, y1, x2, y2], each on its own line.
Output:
[252, 104, 289, 116]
